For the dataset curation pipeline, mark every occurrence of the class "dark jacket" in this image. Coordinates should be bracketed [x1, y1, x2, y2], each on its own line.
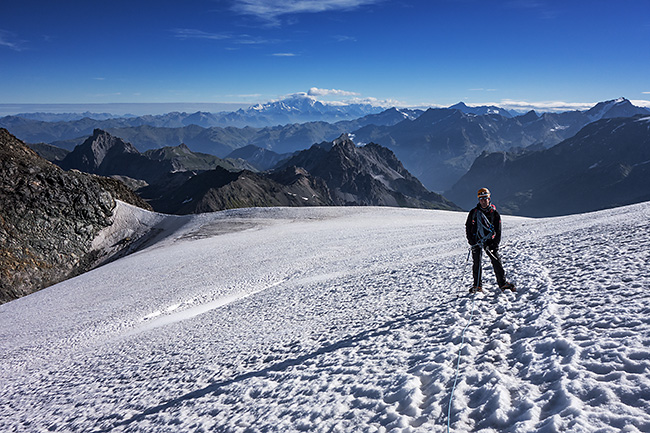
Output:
[465, 203, 502, 247]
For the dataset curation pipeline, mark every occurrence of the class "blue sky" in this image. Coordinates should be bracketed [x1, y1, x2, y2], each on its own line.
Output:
[1, 0, 649, 113]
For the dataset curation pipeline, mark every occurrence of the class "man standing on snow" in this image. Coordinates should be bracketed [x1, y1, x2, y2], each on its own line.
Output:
[465, 187, 515, 293]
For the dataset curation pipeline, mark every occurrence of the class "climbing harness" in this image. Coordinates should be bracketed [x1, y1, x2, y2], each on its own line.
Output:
[473, 208, 495, 247]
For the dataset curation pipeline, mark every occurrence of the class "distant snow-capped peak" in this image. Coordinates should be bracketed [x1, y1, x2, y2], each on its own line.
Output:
[248, 94, 327, 113]
[243, 93, 386, 120]
[584, 97, 646, 122]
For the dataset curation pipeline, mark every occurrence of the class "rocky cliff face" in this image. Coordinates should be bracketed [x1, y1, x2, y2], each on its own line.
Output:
[277, 134, 459, 210]
[58, 129, 173, 184]
[141, 165, 333, 214]
[57, 129, 256, 188]
[0, 128, 149, 304]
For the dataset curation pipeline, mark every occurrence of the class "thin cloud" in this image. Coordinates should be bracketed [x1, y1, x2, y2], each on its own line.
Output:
[308, 87, 359, 97]
[272, 52, 297, 56]
[304, 89, 402, 107]
[499, 99, 595, 112]
[172, 29, 283, 45]
[332, 35, 357, 43]
[345, 96, 403, 107]
[237, 36, 282, 45]
[173, 29, 280, 46]
[231, 0, 384, 22]
[274, 89, 396, 107]
[172, 29, 231, 40]
[0, 30, 26, 51]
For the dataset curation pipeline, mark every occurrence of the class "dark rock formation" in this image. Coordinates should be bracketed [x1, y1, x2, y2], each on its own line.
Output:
[0, 128, 149, 304]
[140, 165, 333, 214]
[58, 129, 172, 184]
[276, 134, 459, 210]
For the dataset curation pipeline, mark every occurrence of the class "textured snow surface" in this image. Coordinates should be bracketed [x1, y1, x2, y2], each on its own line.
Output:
[2, 202, 650, 432]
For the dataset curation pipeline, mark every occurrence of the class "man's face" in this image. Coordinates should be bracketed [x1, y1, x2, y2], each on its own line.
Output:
[479, 197, 490, 208]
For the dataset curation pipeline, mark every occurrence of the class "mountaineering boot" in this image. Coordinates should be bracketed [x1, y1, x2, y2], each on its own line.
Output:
[469, 285, 482, 294]
[499, 282, 516, 292]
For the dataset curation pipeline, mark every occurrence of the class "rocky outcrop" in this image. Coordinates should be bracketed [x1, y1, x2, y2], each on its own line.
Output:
[140, 165, 333, 214]
[0, 128, 148, 304]
[276, 134, 459, 210]
[56, 130, 256, 193]
[58, 129, 173, 184]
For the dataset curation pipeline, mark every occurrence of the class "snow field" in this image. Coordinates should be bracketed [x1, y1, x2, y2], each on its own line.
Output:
[1, 202, 649, 432]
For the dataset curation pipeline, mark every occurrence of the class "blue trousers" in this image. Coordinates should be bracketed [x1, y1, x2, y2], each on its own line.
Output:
[472, 244, 506, 287]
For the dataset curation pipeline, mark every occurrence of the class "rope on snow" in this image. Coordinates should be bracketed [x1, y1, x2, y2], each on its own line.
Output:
[447, 247, 482, 432]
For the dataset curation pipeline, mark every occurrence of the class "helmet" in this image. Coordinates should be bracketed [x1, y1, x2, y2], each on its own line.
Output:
[477, 187, 491, 199]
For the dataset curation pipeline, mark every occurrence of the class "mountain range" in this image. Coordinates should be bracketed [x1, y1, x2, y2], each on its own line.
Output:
[218, 93, 390, 127]
[0, 94, 394, 139]
[52, 129, 458, 214]
[4, 97, 647, 195]
[3, 96, 649, 218]
[352, 98, 650, 191]
[445, 114, 650, 216]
